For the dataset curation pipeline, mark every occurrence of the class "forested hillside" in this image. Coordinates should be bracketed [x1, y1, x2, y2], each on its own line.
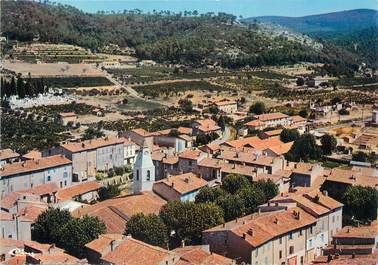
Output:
[1, 1, 360, 68]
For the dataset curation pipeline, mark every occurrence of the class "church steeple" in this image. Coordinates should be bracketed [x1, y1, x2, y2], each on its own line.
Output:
[133, 142, 155, 194]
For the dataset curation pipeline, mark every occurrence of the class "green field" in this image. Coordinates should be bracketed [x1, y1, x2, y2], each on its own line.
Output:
[32, 76, 113, 88]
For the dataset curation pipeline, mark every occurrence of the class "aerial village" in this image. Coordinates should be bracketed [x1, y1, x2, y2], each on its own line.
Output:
[1, 1, 378, 265]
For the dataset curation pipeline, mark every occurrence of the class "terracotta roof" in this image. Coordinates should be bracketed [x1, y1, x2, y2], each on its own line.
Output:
[311, 252, 378, 265]
[0, 192, 22, 210]
[326, 168, 378, 189]
[120, 137, 137, 146]
[3, 256, 26, 265]
[262, 129, 283, 137]
[218, 150, 275, 167]
[199, 143, 220, 153]
[333, 221, 377, 240]
[18, 206, 47, 222]
[179, 149, 203, 160]
[0, 149, 20, 161]
[24, 240, 64, 253]
[58, 112, 76, 117]
[174, 246, 234, 265]
[163, 155, 179, 165]
[197, 157, 223, 169]
[223, 136, 284, 150]
[244, 120, 265, 127]
[178, 134, 193, 142]
[56, 181, 103, 201]
[22, 150, 42, 160]
[195, 119, 221, 133]
[254, 112, 289, 121]
[72, 192, 166, 234]
[30, 252, 80, 264]
[0, 212, 14, 221]
[131, 128, 153, 137]
[255, 170, 292, 183]
[178, 127, 193, 135]
[0, 239, 24, 248]
[22, 182, 59, 196]
[292, 162, 320, 175]
[221, 163, 257, 177]
[291, 115, 306, 123]
[205, 207, 316, 248]
[264, 142, 293, 155]
[154, 173, 208, 195]
[85, 233, 124, 254]
[61, 137, 124, 153]
[0, 155, 71, 177]
[352, 133, 378, 147]
[101, 237, 178, 265]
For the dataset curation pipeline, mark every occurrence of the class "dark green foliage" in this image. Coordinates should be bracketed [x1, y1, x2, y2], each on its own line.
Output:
[298, 109, 308, 118]
[342, 186, 378, 223]
[82, 126, 105, 140]
[195, 132, 219, 146]
[280, 128, 300, 143]
[159, 201, 224, 245]
[352, 151, 368, 162]
[195, 186, 227, 203]
[285, 133, 321, 162]
[31, 77, 112, 88]
[249, 101, 266, 114]
[31, 208, 72, 244]
[296, 77, 305, 86]
[238, 187, 266, 214]
[222, 174, 250, 194]
[99, 184, 121, 201]
[216, 193, 246, 221]
[125, 213, 168, 247]
[252, 179, 279, 201]
[56, 215, 106, 258]
[320, 134, 337, 155]
[168, 129, 180, 137]
[178, 99, 193, 113]
[2, 112, 67, 154]
[209, 106, 219, 114]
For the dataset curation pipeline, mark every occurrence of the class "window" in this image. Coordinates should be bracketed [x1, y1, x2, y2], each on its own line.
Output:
[264, 257, 268, 265]
[310, 226, 313, 234]
[300, 256, 304, 265]
[136, 170, 139, 181]
[147, 170, 151, 181]
[321, 234, 324, 243]
[289, 232, 293, 240]
[279, 251, 282, 259]
[279, 237, 282, 244]
[332, 215, 335, 223]
[255, 248, 258, 257]
[63, 172, 68, 178]
[47, 176, 51, 181]
[64, 180, 67, 186]
[309, 239, 313, 248]
[60, 182, 63, 188]
[289, 246, 294, 255]
[188, 160, 192, 166]
[299, 229, 303, 236]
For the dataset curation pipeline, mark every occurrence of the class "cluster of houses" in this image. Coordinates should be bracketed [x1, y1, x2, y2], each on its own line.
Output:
[1, 112, 378, 264]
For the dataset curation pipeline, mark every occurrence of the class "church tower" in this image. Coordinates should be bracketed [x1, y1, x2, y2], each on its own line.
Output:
[133, 142, 155, 194]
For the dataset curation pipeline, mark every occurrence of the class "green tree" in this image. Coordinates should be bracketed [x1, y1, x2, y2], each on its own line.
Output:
[82, 126, 104, 140]
[222, 174, 250, 194]
[285, 133, 321, 162]
[296, 77, 305, 86]
[159, 201, 223, 245]
[342, 186, 378, 223]
[57, 215, 106, 258]
[352, 151, 368, 162]
[31, 208, 72, 243]
[298, 109, 308, 118]
[195, 186, 227, 203]
[280, 128, 300, 143]
[238, 187, 266, 215]
[168, 129, 180, 137]
[209, 105, 219, 114]
[320, 134, 337, 155]
[252, 179, 279, 201]
[125, 213, 168, 247]
[249, 101, 266, 114]
[216, 193, 245, 221]
[16, 76, 26, 98]
[178, 99, 193, 113]
[99, 184, 121, 201]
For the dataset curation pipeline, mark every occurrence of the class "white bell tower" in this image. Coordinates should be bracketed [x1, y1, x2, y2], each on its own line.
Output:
[133, 142, 155, 194]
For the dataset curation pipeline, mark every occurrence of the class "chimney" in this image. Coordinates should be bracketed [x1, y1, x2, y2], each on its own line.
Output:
[297, 212, 301, 220]
[327, 254, 333, 262]
[274, 218, 279, 224]
[181, 240, 185, 248]
[184, 178, 190, 183]
[222, 223, 225, 228]
[235, 218, 238, 223]
[351, 252, 356, 259]
[110, 240, 118, 251]
[81, 143, 85, 148]
[267, 201, 271, 207]
[242, 233, 246, 239]
[247, 228, 253, 236]
[171, 182, 174, 188]
[322, 190, 328, 196]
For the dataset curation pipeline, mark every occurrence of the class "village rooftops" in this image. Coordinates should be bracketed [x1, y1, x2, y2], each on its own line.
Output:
[221, 163, 257, 177]
[291, 115, 306, 123]
[311, 252, 378, 265]
[72, 192, 166, 234]
[100, 236, 178, 265]
[0, 155, 71, 178]
[56, 181, 103, 201]
[155, 173, 208, 195]
[326, 168, 378, 189]
[130, 128, 154, 137]
[173, 245, 235, 265]
[0, 149, 20, 161]
[255, 170, 292, 183]
[151, 151, 179, 164]
[244, 120, 265, 127]
[61, 137, 125, 153]
[264, 142, 293, 156]
[179, 149, 204, 160]
[253, 112, 290, 121]
[85, 233, 124, 254]
[332, 221, 377, 240]
[22, 150, 42, 160]
[270, 188, 343, 217]
[204, 207, 316, 248]
[218, 150, 276, 167]
[194, 119, 221, 133]
[223, 136, 284, 150]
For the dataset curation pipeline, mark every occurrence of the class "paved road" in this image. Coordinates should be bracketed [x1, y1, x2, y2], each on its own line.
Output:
[212, 126, 232, 145]
[313, 117, 372, 133]
[101, 69, 140, 98]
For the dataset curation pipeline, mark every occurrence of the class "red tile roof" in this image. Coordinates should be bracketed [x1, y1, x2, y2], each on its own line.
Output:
[326, 168, 378, 189]
[72, 192, 166, 234]
[223, 136, 284, 150]
[56, 181, 103, 201]
[101, 237, 178, 265]
[22, 182, 59, 196]
[254, 112, 289, 121]
[0, 149, 20, 161]
[0, 155, 71, 177]
[179, 149, 203, 160]
[154, 173, 208, 195]
[85, 233, 124, 254]
[333, 221, 377, 240]
[62, 137, 124, 153]
[174, 246, 234, 265]
[244, 120, 265, 127]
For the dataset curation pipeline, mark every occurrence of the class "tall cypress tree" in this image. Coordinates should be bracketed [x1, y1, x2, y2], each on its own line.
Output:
[10, 77, 16, 96]
[17, 77, 26, 98]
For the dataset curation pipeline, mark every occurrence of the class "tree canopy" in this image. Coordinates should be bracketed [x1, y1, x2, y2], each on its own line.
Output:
[280, 128, 300, 143]
[285, 133, 322, 162]
[320, 134, 337, 155]
[249, 101, 266, 114]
